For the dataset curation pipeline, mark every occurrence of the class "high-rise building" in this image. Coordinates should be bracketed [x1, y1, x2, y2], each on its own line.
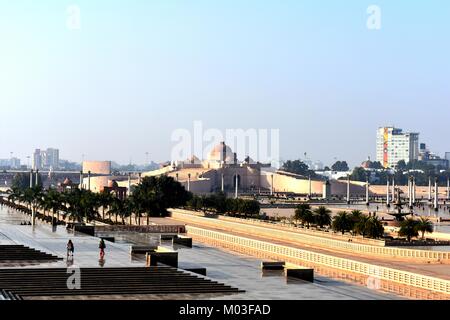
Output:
[32, 148, 60, 170]
[32, 149, 42, 170]
[376, 127, 419, 168]
[44, 148, 59, 169]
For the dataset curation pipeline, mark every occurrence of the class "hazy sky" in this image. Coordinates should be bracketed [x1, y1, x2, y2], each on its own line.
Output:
[1, 0, 449, 167]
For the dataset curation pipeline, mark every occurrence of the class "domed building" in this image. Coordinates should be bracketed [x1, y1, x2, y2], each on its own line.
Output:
[206, 141, 236, 166]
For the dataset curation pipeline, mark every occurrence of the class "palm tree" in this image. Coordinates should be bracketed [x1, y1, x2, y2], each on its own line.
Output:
[7, 187, 21, 205]
[415, 217, 433, 240]
[294, 204, 312, 225]
[332, 211, 351, 235]
[108, 197, 124, 223]
[313, 206, 332, 228]
[353, 215, 370, 237]
[296, 208, 314, 228]
[98, 190, 114, 220]
[121, 198, 134, 225]
[398, 218, 419, 242]
[364, 216, 384, 239]
[43, 189, 63, 224]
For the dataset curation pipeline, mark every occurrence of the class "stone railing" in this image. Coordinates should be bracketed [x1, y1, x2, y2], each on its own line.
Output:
[173, 208, 386, 246]
[186, 226, 450, 295]
[171, 209, 450, 262]
[95, 225, 185, 234]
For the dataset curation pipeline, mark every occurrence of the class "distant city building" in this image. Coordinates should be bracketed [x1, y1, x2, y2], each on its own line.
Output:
[419, 143, 449, 169]
[43, 148, 59, 170]
[10, 157, 21, 169]
[32, 148, 60, 170]
[32, 149, 42, 170]
[376, 127, 419, 168]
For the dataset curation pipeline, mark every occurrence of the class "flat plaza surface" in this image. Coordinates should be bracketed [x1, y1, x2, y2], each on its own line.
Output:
[168, 215, 450, 283]
[0, 206, 400, 300]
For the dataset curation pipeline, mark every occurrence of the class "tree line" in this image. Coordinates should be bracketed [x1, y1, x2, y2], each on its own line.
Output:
[186, 192, 260, 217]
[293, 204, 385, 239]
[4, 174, 191, 225]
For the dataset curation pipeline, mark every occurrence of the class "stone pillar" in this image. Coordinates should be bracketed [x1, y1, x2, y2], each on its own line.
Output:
[187, 173, 191, 192]
[35, 169, 39, 187]
[221, 173, 224, 193]
[79, 171, 84, 189]
[429, 177, 432, 202]
[447, 178, 450, 201]
[235, 174, 238, 199]
[175, 173, 179, 182]
[270, 174, 274, 196]
[386, 178, 390, 207]
[434, 178, 439, 212]
[391, 177, 395, 201]
[128, 173, 132, 196]
[308, 175, 312, 199]
[322, 180, 331, 200]
[346, 175, 350, 204]
[365, 179, 370, 205]
[30, 169, 34, 188]
[408, 177, 413, 209]
[87, 171, 91, 191]
[412, 177, 416, 205]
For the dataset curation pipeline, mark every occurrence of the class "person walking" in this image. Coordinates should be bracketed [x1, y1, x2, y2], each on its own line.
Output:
[99, 239, 106, 259]
[67, 239, 74, 257]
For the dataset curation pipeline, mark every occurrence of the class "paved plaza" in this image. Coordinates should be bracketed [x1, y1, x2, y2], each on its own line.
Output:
[0, 205, 402, 300]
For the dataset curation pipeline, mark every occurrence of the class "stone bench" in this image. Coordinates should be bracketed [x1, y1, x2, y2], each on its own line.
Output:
[160, 234, 177, 241]
[130, 245, 157, 254]
[261, 261, 285, 270]
[145, 247, 178, 268]
[172, 235, 193, 248]
[284, 263, 314, 282]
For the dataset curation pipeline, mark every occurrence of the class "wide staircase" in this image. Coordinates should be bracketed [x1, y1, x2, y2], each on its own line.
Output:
[0, 267, 243, 300]
[0, 245, 62, 262]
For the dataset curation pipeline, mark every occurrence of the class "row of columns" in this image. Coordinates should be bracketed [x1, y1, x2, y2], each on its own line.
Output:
[79, 171, 91, 191]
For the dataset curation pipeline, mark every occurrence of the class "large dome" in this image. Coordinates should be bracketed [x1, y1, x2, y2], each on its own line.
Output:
[207, 142, 235, 163]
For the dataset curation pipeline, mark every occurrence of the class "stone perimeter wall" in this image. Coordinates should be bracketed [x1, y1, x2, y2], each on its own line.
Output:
[186, 225, 450, 295]
[170, 209, 450, 263]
